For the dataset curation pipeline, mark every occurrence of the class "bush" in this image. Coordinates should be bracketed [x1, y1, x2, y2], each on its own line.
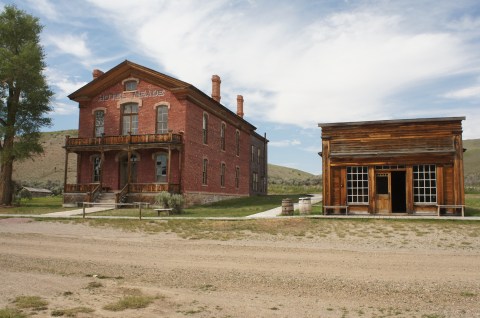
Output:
[168, 194, 185, 214]
[155, 191, 171, 208]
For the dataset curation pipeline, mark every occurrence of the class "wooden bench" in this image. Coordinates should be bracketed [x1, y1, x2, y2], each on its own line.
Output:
[323, 205, 349, 215]
[437, 205, 465, 217]
[154, 208, 173, 216]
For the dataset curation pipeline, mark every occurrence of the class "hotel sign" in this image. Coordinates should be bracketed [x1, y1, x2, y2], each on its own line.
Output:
[98, 89, 165, 102]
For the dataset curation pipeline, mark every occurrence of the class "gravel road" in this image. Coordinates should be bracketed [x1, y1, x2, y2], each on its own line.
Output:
[0, 218, 479, 317]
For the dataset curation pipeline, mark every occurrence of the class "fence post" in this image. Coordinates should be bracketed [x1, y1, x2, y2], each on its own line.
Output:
[83, 203, 86, 219]
[139, 203, 142, 220]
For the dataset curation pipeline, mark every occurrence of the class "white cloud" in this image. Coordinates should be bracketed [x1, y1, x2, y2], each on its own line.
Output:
[82, 1, 476, 129]
[51, 102, 77, 115]
[45, 68, 87, 98]
[443, 85, 480, 99]
[25, 0, 59, 20]
[46, 33, 92, 62]
[269, 139, 301, 147]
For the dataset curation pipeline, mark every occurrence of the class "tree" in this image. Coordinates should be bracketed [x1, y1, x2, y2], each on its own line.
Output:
[0, 5, 53, 205]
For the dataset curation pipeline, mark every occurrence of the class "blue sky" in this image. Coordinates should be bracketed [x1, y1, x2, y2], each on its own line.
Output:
[4, 0, 480, 174]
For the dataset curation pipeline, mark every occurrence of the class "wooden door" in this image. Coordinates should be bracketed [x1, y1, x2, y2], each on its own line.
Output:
[376, 173, 391, 213]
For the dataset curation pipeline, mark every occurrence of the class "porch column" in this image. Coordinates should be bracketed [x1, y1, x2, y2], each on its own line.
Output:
[127, 149, 132, 184]
[63, 135, 70, 193]
[178, 148, 182, 193]
[167, 146, 172, 192]
[100, 150, 105, 189]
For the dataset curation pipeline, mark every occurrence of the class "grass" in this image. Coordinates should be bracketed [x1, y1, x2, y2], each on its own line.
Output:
[0, 307, 26, 318]
[51, 307, 94, 317]
[13, 296, 48, 310]
[103, 295, 155, 311]
[0, 196, 69, 215]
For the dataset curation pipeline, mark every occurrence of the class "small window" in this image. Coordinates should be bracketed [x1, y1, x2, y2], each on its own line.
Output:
[257, 148, 261, 164]
[252, 172, 258, 191]
[235, 130, 240, 156]
[220, 123, 226, 151]
[124, 80, 137, 91]
[220, 163, 226, 187]
[251, 146, 255, 162]
[156, 105, 168, 134]
[235, 166, 240, 188]
[202, 158, 208, 185]
[203, 113, 208, 144]
[94, 110, 104, 137]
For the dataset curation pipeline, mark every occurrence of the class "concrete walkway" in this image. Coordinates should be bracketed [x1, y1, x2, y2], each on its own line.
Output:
[245, 194, 322, 218]
[42, 206, 115, 217]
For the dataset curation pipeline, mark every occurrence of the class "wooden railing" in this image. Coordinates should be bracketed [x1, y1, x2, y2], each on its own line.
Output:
[116, 183, 129, 203]
[129, 183, 180, 193]
[88, 184, 102, 202]
[65, 183, 100, 193]
[66, 133, 182, 147]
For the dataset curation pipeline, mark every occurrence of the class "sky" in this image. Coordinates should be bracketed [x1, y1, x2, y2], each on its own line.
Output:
[3, 0, 480, 175]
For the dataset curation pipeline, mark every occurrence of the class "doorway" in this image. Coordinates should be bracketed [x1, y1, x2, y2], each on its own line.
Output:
[375, 171, 406, 213]
[119, 153, 137, 188]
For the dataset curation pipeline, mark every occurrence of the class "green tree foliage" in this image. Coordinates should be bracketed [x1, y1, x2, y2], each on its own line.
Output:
[0, 5, 53, 205]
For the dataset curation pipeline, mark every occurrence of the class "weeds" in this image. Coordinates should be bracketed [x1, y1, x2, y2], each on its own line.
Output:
[103, 295, 155, 311]
[51, 306, 94, 317]
[13, 296, 48, 310]
[0, 307, 26, 318]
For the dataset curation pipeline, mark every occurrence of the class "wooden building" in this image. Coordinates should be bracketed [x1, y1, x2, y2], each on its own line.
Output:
[319, 117, 465, 215]
[63, 60, 267, 206]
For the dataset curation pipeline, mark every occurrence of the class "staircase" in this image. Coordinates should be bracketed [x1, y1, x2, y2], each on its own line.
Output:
[95, 192, 116, 207]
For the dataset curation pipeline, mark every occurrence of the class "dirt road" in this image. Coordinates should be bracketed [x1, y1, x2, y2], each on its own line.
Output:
[0, 218, 479, 317]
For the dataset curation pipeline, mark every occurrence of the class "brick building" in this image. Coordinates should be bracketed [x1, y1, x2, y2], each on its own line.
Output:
[63, 60, 267, 206]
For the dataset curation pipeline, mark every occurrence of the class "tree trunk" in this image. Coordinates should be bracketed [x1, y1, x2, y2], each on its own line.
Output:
[0, 159, 14, 205]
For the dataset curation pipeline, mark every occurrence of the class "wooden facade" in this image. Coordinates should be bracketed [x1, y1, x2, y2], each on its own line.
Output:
[319, 117, 465, 215]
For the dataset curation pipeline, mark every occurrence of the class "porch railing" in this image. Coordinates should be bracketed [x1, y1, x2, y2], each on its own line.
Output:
[65, 183, 100, 193]
[66, 133, 182, 147]
[116, 183, 129, 203]
[129, 183, 180, 193]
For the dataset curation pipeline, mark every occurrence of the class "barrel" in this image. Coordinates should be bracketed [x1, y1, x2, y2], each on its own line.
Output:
[299, 197, 312, 214]
[281, 198, 294, 216]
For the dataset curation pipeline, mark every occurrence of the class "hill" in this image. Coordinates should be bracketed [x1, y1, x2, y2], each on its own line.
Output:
[10, 131, 480, 189]
[464, 139, 480, 186]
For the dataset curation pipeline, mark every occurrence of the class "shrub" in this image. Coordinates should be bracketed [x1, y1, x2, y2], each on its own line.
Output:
[155, 191, 171, 208]
[168, 194, 185, 214]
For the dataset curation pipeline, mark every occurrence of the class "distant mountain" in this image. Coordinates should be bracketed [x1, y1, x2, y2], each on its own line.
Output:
[11, 130, 480, 187]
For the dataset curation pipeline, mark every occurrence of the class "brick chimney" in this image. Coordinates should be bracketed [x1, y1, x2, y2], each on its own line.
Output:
[211, 75, 221, 102]
[92, 69, 104, 79]
[236, 95, 244, 118]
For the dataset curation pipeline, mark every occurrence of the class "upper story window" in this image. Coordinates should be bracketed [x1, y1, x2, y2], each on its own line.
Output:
[251, 146, 255, 162]
[257, 148, 261, 164]
[220, 123, 226, 151]
[94, 110, 104, 137]
[156, 105, 168, 134]
[203, 113, 208, 144]
[124, 80, 138, 91]
[122, 103, 138, 135]
[235, 130, 240, 156]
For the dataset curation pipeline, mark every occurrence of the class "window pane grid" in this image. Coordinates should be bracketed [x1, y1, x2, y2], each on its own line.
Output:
[156, 106, 168, 134]
[347, 166, 369, 204]
[413, 164, 437, 203]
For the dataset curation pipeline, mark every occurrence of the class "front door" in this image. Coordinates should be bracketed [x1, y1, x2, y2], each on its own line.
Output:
[376, 173, 391, 213]
[119, 154, 137, 188]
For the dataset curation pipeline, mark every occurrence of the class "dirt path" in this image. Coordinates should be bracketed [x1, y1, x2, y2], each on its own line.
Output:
[0, 219, 479, 317]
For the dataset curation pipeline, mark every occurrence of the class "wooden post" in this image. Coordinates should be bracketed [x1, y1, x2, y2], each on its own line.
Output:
[139, 202, 142, 220]
[167, 146, 172, 192]
[63, 136, 70, 193]
[83, 203, 86, 219]
[127, 149, 132, 184]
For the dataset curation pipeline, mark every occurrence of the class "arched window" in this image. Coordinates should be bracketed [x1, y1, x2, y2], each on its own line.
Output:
[220, 123, 226, 151]
[156, 105, 168, 134]
[122, 103, 138, 135]
[202, 113, 208, 144]
[94, 110, 104, 137]
[155, 153, 168, 182]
